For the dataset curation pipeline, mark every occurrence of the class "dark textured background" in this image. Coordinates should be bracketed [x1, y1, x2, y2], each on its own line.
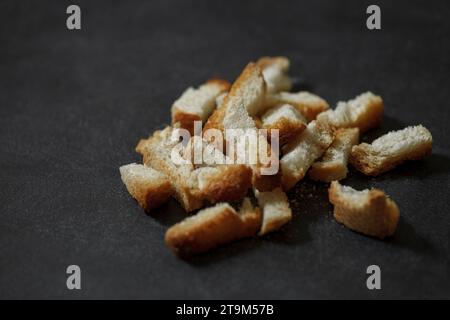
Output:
[0, 0, 449, 299]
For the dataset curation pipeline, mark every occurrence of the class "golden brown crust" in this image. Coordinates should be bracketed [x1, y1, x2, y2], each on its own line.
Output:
[349, 126, 433, 176]
[256, 56, 289, 70]
[206, 78, 231, 91]
[309, 162, 347, 182]
[264, 117, 307, 145]
[328, 181, 400, 239]
[165, 203, 262, 256]
[350, 142, 432, 176]
[139, 183, 173, 211]
[308, 128, 360, 182]
[201, 165, 253, 203]
[171, 113, 201, 135]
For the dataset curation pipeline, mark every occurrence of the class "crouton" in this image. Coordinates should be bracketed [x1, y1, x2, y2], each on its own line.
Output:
[257, 56, 292, 94]
[119, 163, 173, 211]
[317, 92, 383, 133]
[172, 79, 230, 133]
[255, 188, 292, 235]
[350, 125, 432, 176]
[165, 199, 262, 255]
[280, 120, 334, 190]
[328, 181, 400, 239]
[261, 104, 307, 145]
[137, 127, 253, 211]
[266, 91, 329, 122]
[309, 128, 360, 182]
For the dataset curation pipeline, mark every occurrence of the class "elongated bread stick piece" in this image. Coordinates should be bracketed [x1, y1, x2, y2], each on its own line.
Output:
[350, 125, 432, 176]
[165, 199, 261, 255]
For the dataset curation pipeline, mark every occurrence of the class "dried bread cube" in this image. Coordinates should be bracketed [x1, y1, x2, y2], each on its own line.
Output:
[257, 56, 292, 94]
[119, 163, 173, 211]
[280, 120, 334, 190]
[328, 181, 400, 239]
[317, 92, 383, 133]
[171, 79, 230, 133]
[309, 128, 360, 182]
[350, 125, 432, 176]
[261, 104, 307, 145]
[266, 91, 329, 122]
[255, 187, 292, 235]
[165, 199, 262, 255]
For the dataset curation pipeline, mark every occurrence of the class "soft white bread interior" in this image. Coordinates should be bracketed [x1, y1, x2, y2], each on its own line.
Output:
[257, 56, 292, 94]
[165, 199, 262, 255]
[328, 181, 400, 239]
[350, 125, 432, 176]
[171, 79, 230, 133]
[261, 103, 307, 145]
[266, 91, 329, 122]
[309, 128, 360, 182]
[280, 120, 334, 190]
[317, 92, 383, 133]
[255, 187, 292, 235]
[119, 163, 173, 211]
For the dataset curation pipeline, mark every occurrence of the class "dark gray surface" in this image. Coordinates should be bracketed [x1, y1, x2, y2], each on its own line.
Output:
[0, 0, 449, 299]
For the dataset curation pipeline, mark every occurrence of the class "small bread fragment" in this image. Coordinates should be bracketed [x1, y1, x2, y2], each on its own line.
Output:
[328, 181, 400, 239]
[257, 56, 292, 94]
[165, 199, 262, 255]
[280, 120, 334, 190]
[261, 104, 307, 145]
[119, 163, 173, 211]
[317, 92, 383, 133]
[350, 125, 432, 176]
[171, 79, 230, 133]
[255, 188, 292, 235]
[266, 91, 329, 122]
[309, 128, 360, 182]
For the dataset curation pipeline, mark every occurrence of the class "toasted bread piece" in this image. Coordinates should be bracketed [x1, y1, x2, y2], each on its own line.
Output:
[328, 181, 400, 239]
[317, 92, 383, 133]
[119, 163, 173, 211]
[204, 63, 265, 131]
[280, 120, 334, 190]
[165, 199, 262, 255]
[266, 91, 329, 122]
[204, 63, 280, 190]
[255, 187, 292, 235]
[350, 125, 432, 176]
[137, 127, 203, 211]
[137, 127, 253, 211]
[261, 104, 307, 145]
[257, 56, 292, 94]
[309, 128, 360, 182]
[171, 79, 230, 134]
